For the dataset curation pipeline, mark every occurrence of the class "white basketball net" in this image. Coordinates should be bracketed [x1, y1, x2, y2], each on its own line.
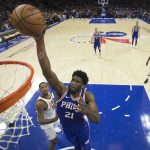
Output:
[0, 62, 34, 150]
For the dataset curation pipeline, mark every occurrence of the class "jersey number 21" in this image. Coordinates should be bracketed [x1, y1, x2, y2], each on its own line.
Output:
[65, 112, 74, 119]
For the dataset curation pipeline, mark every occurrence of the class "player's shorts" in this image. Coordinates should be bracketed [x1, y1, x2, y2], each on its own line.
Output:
[63, 121, 91, 150]
[94, 41, 100, 49]
[39, 118, 61, 141]
[132, 34, 138, 39]
[41, 123, 56, 141]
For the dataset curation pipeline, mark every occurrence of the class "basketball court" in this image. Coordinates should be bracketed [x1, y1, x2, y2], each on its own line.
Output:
[0, 18, 150, 150]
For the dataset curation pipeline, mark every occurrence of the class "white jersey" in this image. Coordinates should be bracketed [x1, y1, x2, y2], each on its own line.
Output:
[37, 93, 56, 129]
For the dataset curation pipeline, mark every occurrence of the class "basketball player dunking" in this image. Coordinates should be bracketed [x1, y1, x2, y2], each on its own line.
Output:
[34, 33, 100, 150]
[36, 82, 59, 150]
[131, 21, 140, 48]
[91, 28, 102, 55]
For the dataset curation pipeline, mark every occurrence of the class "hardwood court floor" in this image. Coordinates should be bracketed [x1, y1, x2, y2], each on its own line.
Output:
[0, 18, 150, 97]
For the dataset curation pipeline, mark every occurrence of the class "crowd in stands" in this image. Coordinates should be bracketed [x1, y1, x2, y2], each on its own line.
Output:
[0, 0, 150, 31]
[107, 7, 150, 23]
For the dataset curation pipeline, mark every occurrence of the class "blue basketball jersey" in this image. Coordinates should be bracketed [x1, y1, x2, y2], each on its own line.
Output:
[56, 87, 87, 129]
[94, 32, 101, 43]
[133, 26, 140, 36]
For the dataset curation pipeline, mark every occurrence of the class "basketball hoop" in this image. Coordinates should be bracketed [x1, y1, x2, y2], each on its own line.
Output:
[98, 0, 108, 6]
[98, 0, 108, 17]
[0, 60, 34, 150]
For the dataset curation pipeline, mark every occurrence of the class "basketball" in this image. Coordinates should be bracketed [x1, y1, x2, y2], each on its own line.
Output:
[11, 4, 46, 37]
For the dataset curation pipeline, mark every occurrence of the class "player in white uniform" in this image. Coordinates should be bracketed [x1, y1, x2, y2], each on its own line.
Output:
[144, 56, 150, 84]
[36, 82, 58, 150]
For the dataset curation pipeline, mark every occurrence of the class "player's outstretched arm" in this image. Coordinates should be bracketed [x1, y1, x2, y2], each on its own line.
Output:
[34, 34, 66, 97]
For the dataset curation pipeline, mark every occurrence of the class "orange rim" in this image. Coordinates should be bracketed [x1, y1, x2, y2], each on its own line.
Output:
[0, 60, 34, 113]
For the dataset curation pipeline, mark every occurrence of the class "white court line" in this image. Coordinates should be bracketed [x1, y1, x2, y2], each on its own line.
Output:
[125, 95, 130, 101]
[144, 86, 150, 101]
[59, 147, 95, 150]
[124, 114, 131, 117]
[112, 105, 120, 111]
[59, 146, 74, 150]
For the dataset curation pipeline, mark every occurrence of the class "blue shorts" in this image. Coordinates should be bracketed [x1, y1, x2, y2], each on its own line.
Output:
[63, 122, 91, 150]
[94, 41, 100, 49]
[132, 34, 138, 40]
